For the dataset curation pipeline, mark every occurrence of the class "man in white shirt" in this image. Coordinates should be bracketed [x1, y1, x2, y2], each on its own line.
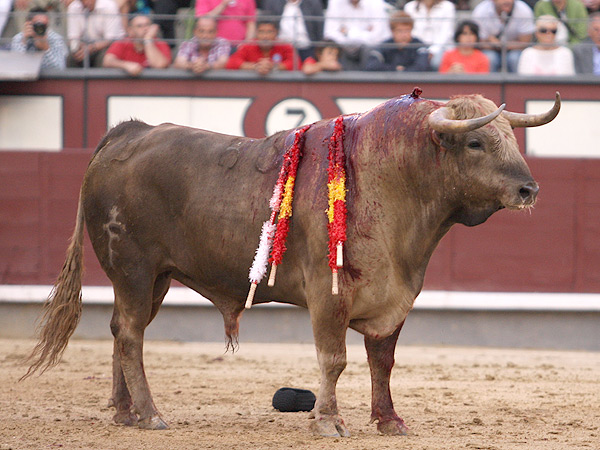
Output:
[262, 0, 324, 61]
[472, 0, 535, 72]
[324, 0, 392, 69]
[67, 0, 125, 67]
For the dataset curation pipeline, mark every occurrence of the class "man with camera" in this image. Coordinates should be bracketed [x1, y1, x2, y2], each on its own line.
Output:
[10, 7, 68, 69]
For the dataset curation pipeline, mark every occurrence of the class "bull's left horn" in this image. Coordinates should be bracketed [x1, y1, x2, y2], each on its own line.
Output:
[502, 92, 561, 128]
[428, 103, 506, 134]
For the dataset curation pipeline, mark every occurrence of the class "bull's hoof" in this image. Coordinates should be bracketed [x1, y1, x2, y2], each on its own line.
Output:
[377, 418, 409, 436]
[113, 410, 138, 427]
[309, 416, 351, 437]
[138, 415, 169, 430]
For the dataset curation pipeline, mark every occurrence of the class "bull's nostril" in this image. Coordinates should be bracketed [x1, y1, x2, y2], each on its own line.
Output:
[519, 187, 531, 199]
[519, 182, 539, 201]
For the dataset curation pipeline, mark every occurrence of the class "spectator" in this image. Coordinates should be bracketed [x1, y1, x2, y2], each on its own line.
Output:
[363, 10, 430, 71]
[153, 0, 190, 46]
[472, 0, 536, 72]
[403, 0, 456, 70]
[67, 0, 125, 67]
[102, 14, 171, 75]
[3, 0, 68, 42]
[324, 0, 392, 69]
[173, 16, 230, 73]
[534, 0, 588, 43]
[517, 14, 575, 74]
[261, 0, 324, 60]
[439, 20, 490, 73]
[116, 0, 153, 32]
[302, 38, 343, 74]
[10, 6, 67, 68]
[226, 15, 300, 73]
[572, 12, 600, 73]
[583, 0, 600, 13]
[195, 0, 257, 46]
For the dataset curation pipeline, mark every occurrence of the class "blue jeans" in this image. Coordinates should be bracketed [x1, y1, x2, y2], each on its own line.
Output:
[483, 49, 522, 73]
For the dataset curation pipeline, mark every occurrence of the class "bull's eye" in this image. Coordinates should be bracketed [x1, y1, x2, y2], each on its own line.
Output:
[467, 139, 483, 150]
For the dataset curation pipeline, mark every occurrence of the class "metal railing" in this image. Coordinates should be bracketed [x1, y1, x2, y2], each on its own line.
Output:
[0, 10, 596, 74]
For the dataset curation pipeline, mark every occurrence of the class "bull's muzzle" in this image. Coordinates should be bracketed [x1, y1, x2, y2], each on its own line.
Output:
[518, 181, 539, 207]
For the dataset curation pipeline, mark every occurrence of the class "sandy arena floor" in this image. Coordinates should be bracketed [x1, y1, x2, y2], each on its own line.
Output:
[0, 339, 598, 450]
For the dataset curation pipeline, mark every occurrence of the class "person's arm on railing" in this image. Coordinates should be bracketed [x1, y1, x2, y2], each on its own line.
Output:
[142, 24, 171, 68]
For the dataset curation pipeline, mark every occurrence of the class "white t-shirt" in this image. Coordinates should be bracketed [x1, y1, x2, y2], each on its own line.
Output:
[279, 0, 311, 49]
[472, 0, 535, 42]
[324, 0, 392, 46]
[517, 46, 575, 75]
[404, 0, 455, 58]
[67, 0, 125, 50]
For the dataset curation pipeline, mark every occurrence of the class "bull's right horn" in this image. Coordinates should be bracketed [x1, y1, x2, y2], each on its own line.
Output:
[502, 92, 561, 128]
[428, 103, 506, 134]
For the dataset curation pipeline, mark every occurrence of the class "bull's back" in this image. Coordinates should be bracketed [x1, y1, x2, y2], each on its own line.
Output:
[81, 121, 286, 295]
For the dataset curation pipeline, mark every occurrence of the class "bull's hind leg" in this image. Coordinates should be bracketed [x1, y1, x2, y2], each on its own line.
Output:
[109, 273, 171, 428]
[365, 323, 409, 435]
[109, 273, 171, 430]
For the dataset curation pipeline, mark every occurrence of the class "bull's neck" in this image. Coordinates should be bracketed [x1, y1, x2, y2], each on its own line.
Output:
[346, 107, 454, 292]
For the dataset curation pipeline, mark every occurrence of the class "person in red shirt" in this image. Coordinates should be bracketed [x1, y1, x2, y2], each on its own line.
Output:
[103, 14, 172, 76]
[226, 16, 300, 74]
[439, 20, 490, 74]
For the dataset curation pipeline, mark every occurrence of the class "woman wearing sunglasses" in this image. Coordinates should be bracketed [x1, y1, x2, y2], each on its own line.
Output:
[517, 14, 576, 74]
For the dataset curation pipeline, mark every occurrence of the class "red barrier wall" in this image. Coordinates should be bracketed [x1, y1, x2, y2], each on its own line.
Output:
[1, 76, 599, 292]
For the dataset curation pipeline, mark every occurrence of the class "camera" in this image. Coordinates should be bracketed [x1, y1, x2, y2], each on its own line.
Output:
[32, 21, 47, 36]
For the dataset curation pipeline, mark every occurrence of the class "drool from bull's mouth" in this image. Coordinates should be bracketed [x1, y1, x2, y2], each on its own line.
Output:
[24, 89, 561, 437]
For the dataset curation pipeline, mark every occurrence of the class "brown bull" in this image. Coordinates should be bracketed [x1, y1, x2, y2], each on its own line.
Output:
[25, 90, 560, 436]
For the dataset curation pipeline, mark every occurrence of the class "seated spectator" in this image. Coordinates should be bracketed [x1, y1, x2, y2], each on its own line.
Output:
[572, 11, 600, 73]
[583, 0, 600, 13]
[195, 0, 257, 46]
[261, 0, 324, 61]
[363, 10, 430, 72]
[225, 15, 300, 74]
[153, 0, 191, 46]
[302, 39, 343, 74]
[10, 6, 67, 69]
[472, 0, 536, 72]
[439, 20, 490, 73]
[324, 0, 392, 70]
[517, 14, 575, 74]
[102, 14, 171, 75]
[67, 0, 125, 67]
[534, 0, 588, 43]
[116, 0, 153, 32]
[173, 16, 230, 73]
[403, 0, 456, 70]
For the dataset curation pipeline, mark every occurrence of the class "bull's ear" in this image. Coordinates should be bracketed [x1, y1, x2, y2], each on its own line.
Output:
[430, 130, 455, 151]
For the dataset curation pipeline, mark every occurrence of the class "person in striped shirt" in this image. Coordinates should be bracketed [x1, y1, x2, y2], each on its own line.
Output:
[11, 6, 68, 70]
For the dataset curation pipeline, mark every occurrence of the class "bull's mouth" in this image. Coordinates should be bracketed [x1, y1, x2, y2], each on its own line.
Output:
[502, 198, 537, 212]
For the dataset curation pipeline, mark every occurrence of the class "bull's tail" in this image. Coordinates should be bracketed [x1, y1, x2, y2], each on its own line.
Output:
[22, 190, 86, 379]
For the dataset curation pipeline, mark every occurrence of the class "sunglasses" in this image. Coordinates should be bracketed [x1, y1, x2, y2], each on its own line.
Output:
[537, 27, 557, 34]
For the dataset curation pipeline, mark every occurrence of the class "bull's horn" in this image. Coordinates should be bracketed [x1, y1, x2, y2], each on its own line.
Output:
[502, 92, 561, 128]
[428, 103, 506, 134]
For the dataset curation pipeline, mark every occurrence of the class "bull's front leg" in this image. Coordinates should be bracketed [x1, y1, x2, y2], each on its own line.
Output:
[308, 299, 351, 437]
[365, 322, 409, 435]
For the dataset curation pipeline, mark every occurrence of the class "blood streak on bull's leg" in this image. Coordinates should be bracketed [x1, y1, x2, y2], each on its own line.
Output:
[103, 206, 126, 267]
[365, 323, 409, 435]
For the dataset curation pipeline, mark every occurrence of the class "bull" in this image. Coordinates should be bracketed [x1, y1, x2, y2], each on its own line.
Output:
[25, 89, 560, 436]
